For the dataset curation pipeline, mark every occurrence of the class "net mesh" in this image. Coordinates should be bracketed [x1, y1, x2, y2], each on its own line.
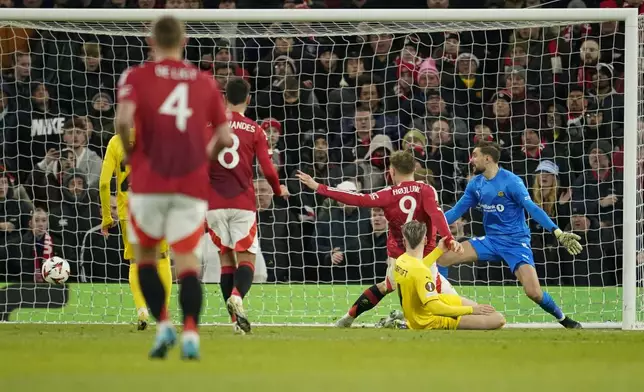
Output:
[0, 15, 636, 326]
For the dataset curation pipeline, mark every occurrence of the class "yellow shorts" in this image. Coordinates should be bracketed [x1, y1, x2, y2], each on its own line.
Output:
[419, 294, 463, 330]
[121, 220, 169, 261]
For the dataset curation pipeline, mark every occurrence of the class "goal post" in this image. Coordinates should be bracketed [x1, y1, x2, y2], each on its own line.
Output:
[0, 7, 640, 330]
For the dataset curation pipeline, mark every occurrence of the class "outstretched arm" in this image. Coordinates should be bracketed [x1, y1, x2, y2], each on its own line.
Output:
[508, 178, 582, 255]
[508, 178, 558, 232]
[422, 185, 454, 245]
[444, 181, 478, 224]
[296, 171, 393, 208]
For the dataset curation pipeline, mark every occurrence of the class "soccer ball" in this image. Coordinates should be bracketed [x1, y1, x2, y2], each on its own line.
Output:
[41, 257, 71, 284]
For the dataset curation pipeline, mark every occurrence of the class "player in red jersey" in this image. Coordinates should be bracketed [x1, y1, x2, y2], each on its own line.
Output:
[297, 150, 463, 327]
[114, 15, 232, 360]
[207, 77, 288, 334]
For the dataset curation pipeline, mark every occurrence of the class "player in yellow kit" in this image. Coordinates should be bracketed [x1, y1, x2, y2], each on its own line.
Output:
[99, 130, 173, 331]
[392, 220, 506, 330]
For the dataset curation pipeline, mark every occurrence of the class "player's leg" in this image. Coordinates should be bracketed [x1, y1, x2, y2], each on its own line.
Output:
[457, 313, 506, 330]
[225, 210, 258, 334]
[443, 294, 505, 330]
[436, 239, 480, 267]
[336, 259, 394, 328]
[206, 209, 237, 324]
[121, 222, 150, 330]
[166, 195, 209, 360]
[514, 263, 582, 329]
[156, 243, 173, 309]
[128, 194, 176, 358]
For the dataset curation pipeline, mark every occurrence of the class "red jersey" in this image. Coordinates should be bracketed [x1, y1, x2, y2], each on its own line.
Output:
[208, 111, 281, 211]
[117, 59, 227, 201]
[317, 181, 453, 258]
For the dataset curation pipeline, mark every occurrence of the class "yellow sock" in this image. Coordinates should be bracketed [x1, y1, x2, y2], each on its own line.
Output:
[157, 256, 173, 308]
[128, 262, 148, 320]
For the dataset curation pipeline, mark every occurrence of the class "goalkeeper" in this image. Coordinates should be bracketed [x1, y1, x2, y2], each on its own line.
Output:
[391, 220, 505, 330]
[99, 130, 172, 331]
[438, 141, 583, 329]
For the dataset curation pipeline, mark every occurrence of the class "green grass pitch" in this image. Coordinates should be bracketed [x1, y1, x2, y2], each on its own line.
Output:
[1, 325, 643, 391]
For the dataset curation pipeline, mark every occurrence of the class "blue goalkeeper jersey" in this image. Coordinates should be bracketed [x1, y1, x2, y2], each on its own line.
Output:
[445, 168, 558, 239]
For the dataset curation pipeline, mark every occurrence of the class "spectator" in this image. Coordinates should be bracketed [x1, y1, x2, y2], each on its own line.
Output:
[511, 124, 552, 183]
[214, 63, 237, 89]
[424, 118, 467, 204]
[9, 208, 53, 283]
[312, 43, 342, 109]
[530, 160, 572, 251]
[339, 106, 378, 163]
[26, 148, 76, 211]
[412, 88, 468, 148]
[504, 66, 541, 121]
[2, 52, 33, 113]
[0, 169, 32, 281]
[484, 90, 517, 152]
[450, 52, 484, 119]
[259, 118, 286, 177]
[37, 117, 102, 189]
[0, 84, 14, 157]
[559, 202, 615, 287]
[432, 32, 459, 76]
[315, 180, 371, 283]
[48, 171, 100, 275]
[564, 38, 600, 94]
[254, 76, 324, 172]
[364, 33, 396, 83]
[357, 134, 393, 193]
[9, 82, 66, 184]
[359, 207, 388, 283]
[592, 62, 624, 138]
[573, 140, 623, 229]
[254, 178, 293, 282]
[288, 133, 345, 219]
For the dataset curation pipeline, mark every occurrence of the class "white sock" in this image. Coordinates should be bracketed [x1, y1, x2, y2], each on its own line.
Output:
[137, 307, 149, 318]
[156, 320, 172, 337]
[343, 313, 355, 322]
[182, 330, 200, 345]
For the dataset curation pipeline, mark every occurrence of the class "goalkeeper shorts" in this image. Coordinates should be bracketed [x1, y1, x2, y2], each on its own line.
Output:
[469, 235, 534, 273]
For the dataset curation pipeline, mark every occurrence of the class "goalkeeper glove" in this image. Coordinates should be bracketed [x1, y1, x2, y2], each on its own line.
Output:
[554, 229, 583, 256]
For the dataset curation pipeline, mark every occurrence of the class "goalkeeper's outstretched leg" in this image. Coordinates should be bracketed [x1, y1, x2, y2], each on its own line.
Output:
[437, 240, 582, 329]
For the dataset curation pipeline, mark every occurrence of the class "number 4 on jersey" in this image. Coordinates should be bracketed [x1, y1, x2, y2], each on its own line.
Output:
[158, 83, 193, 132]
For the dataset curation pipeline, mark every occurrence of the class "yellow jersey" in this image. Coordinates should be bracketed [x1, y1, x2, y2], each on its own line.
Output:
[99, 133, 131, 227]
[393, 250, 474, 330]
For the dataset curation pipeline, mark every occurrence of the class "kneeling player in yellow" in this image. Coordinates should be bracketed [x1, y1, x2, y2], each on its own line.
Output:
[393, 220, 506, 330]
[99, 131, 173, 330]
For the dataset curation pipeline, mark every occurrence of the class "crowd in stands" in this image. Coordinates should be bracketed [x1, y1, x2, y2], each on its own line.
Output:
[0, 0, 632, 286]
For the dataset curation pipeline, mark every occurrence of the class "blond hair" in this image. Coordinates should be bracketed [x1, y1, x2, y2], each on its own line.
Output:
[402, 220, 427, 250]
[532, 172, 558, 217]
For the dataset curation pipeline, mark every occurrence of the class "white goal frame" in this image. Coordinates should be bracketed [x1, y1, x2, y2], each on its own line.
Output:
[0, 7, 639, 330]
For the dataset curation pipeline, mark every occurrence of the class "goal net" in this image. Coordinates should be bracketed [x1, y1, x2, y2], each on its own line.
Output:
[0, 8, 640, 328]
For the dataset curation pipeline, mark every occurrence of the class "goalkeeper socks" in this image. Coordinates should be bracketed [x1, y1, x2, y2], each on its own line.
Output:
[232, 261, 255, 299]
[137, 261, 168, 322]
[348, 285, 385, 318]
[179, 269, 203, 332]
[437, 265, 449, 279]
[538, 291, 565, 321]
